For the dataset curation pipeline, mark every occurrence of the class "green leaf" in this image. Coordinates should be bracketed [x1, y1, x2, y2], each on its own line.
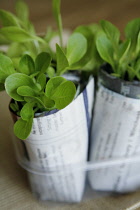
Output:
[10, 102, 19, 112]
[35, 52, 51, 73]
[20, 102, 34, 121]
[127, 66, 136, 81]
[74, 25, 102, 71]
[125, 18, 140, 40]
[40, 95, 55, 109]
[0, 27, 45, 43]
[96, 33, 114, 70]
[7, 42, 27, 58]
[100, 20, 120, 46]
[66, 33, 87, 65]
[0, 33, 10, 44]
[37, 73, 46, 90]
[45, 76, 66, 98]
[19, 54, 35, 75]
[51, 80, 76, 109]
[0, 9, 20, 27]
[47, 66, 55, 78]
[17, 86, 38, 97]
[119, 39, 131, 64]
[134, 57, 140, 72]
[52, 0, 63, 47]
[15, 0, 29, 22]
[56, 44, 69, 75]
[125, 18, 140, 56]
[136, 32, 140, 55]
[0, 53, 16, 83]
[14, 117, 33, 140]
[5, 73, 40, 101]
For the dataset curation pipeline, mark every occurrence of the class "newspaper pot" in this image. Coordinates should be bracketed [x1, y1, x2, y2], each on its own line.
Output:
[89, 65, 140, 193]
[10, 77, 94, 203]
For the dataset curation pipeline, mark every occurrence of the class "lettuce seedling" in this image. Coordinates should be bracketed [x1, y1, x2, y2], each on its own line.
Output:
[96, 19, 140, 81]
[0, 53, 76, 140]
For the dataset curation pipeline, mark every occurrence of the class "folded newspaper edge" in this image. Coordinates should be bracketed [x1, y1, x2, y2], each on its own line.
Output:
[13, 77, 94, 203]
[89, 84, 140, 193]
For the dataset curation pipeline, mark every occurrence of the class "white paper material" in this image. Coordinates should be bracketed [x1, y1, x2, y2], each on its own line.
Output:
[89, 85, 140, 192]
[20, 78, 94, 202]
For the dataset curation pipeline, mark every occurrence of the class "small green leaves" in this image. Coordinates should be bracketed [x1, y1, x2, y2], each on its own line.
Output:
[56, 44, 69, 75]
[96, 18, 140, 80]
[14, 117, 33, 140]
[5, 73, 40, 101]
[66, 33, 87, 65]
[35, 52, 51, 73]
[45, 76, 76, 109]
[19, 54, 35, 75]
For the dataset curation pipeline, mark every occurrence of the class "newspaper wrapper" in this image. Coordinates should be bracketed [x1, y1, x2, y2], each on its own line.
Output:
[12, 77, 94, 203]
[89, 69, 140, 193]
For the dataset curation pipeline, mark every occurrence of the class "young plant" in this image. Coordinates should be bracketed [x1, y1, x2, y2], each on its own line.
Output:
[0, 0, 102, 76]
[96, 19, 140, 81]
[0, 53, 76, 140]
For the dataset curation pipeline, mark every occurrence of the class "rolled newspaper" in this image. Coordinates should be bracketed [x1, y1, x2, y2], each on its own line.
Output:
[89, 69, 140, 193]
[12, 77, 94, 202]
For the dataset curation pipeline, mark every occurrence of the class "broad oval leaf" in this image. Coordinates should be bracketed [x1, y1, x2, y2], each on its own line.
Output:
[66, 32, 87, 65]
[119, 39, 131, 64]
[125, 18, 140, 40]
[45, 76, 66, 98]
[0, 9, 20, 27]
[56, 44, 69, 75]
[100, 20, 120, 46]
[5, 73, 40, 101]
[47, 66, 55, 78]
[17, 86, 38, 97]
[96, 33, 114, 70]
[125, 18, 140, 55]
[35, 52, 51, 73]
[37, 73, 46, 90]
[51, 80, 76, 109]
[19, 54, 35, 75]
[14, 117, 33, 140]
[40, 95, 55, 109]
[20, 102, 34, 121]
[0, 27, 45, 43]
